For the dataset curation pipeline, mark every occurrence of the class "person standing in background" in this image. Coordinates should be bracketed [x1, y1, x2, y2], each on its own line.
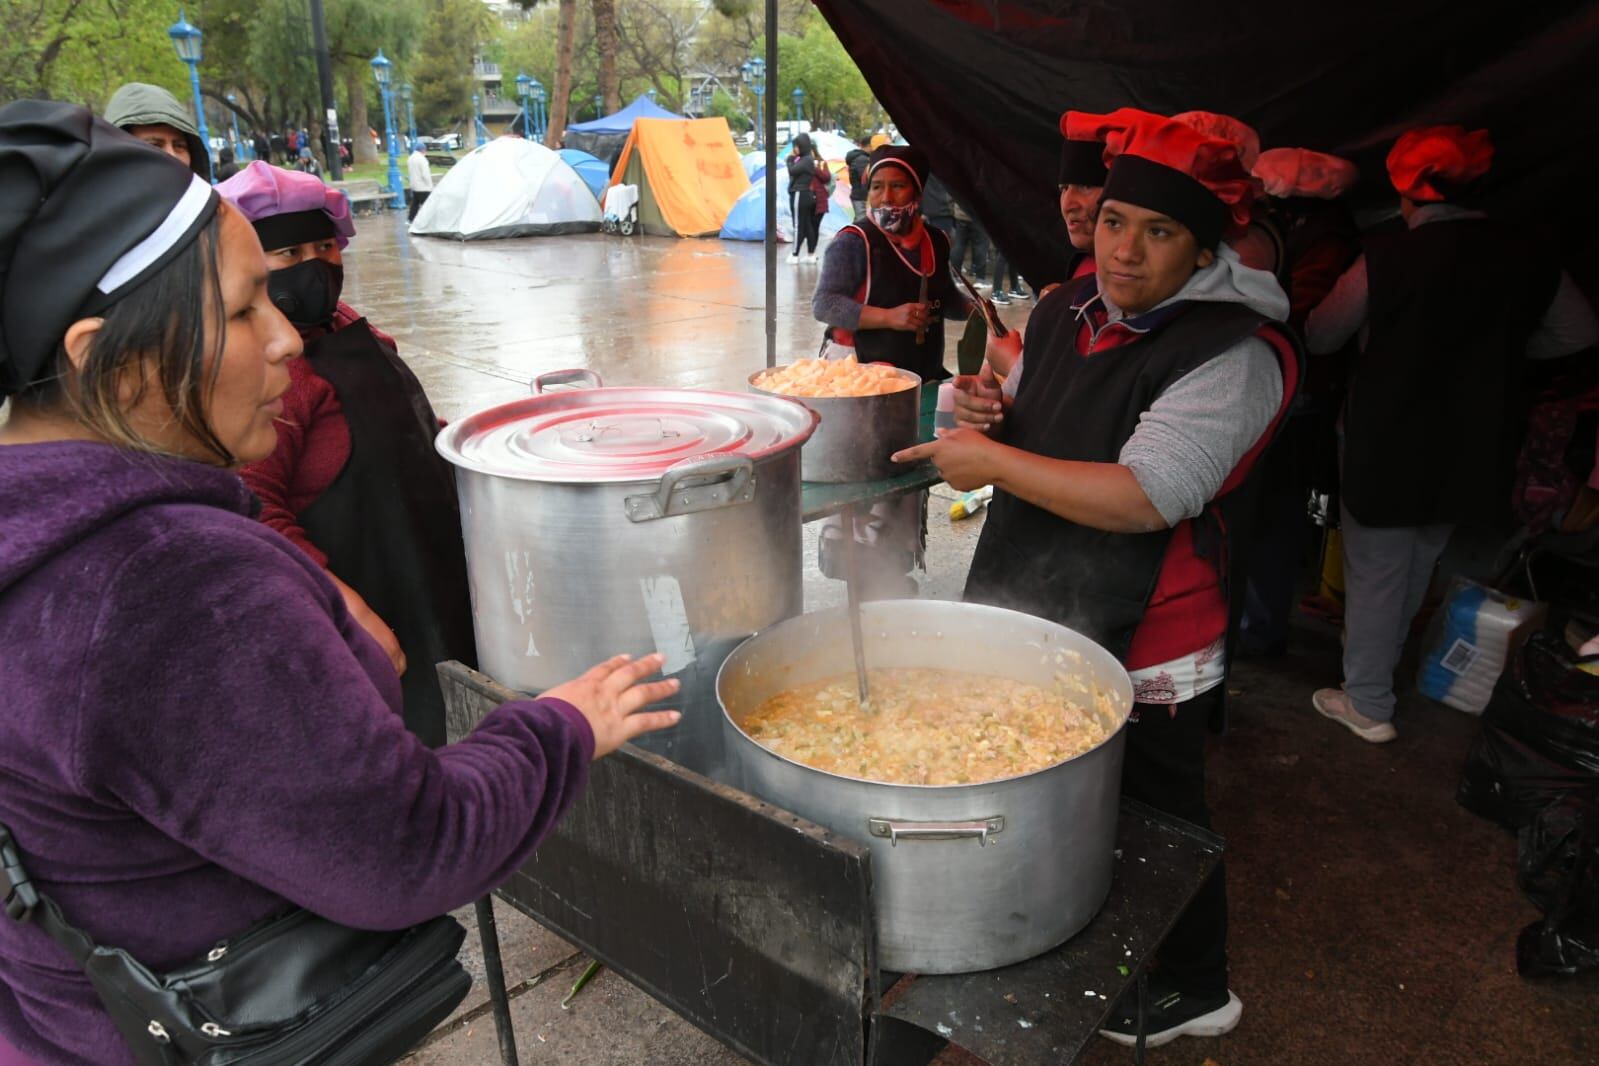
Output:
[103, 82, 210, 179]
[1306, 126, 1598, 742]
[408, 141, 434, 222]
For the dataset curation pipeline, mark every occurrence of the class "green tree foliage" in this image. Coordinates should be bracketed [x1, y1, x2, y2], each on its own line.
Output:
[768, 10, 873, 135]
[2, 0, 188, 109]
[703, 88, 749, 133]
[411, 0, 495, 131]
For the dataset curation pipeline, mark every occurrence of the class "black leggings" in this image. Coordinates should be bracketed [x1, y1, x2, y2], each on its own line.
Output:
[794, 192, 821, 254]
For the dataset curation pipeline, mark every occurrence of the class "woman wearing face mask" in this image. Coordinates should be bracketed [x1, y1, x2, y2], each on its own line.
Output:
[0, 103, 679, 1065]
[811, 145, 966, 382]
[810, 145, 969, 598]
[217, 160, 473, 748]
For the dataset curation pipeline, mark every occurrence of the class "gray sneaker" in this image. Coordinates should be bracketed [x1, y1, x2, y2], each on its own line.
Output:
[1312, 688, 1397, 743]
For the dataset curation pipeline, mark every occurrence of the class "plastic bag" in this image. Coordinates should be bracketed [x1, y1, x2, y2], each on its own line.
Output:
[1417, 578, 1545, 714]
[1515, 790, 1599, 977]
[1457, 632, 1599, 831]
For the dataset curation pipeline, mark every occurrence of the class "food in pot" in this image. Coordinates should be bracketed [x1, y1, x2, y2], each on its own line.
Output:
[756, 358, 915, 398]
[738, 667, 1112, 785]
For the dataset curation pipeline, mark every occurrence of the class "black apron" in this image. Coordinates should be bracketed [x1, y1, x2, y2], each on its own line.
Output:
[827, 222, 958, 383]
[1342, 218, 1556, 527]
[964, 280, 1291, 664]
[297, 319, 476, 747]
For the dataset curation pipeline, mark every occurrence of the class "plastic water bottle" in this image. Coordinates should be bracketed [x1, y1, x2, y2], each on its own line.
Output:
[935, 382, 957, 432]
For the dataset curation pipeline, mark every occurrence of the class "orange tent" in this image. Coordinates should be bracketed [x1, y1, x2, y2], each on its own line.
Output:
[609, 117, 750, 237]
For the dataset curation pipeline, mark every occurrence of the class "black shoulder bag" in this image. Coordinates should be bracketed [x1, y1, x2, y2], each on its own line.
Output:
[1, 824, 470, 1065]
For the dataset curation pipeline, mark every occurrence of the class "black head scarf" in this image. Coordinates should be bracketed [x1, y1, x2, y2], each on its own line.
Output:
[0, 100, 218, 398]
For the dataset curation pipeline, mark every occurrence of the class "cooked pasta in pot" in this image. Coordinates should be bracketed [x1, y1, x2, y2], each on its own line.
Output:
[739, 667, 1112, 785]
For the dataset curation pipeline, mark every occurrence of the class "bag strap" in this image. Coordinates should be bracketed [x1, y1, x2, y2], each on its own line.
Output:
[1, 822, 98, 965]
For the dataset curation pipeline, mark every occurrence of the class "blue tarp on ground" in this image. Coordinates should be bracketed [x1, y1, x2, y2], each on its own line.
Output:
[566, 94, 683, 135]
[557, 148, 610, 199]
[720, 168, 852, 243]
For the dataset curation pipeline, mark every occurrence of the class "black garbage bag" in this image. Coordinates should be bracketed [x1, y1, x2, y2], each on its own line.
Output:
[1516, 789, 1599, 977]
[1458, 633, 1599, 832]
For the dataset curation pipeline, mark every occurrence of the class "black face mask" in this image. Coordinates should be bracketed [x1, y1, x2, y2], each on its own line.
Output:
[268, 259, 343, 326]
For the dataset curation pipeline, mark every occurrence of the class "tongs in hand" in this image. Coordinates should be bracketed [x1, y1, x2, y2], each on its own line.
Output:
[954, 267, 1009, 338]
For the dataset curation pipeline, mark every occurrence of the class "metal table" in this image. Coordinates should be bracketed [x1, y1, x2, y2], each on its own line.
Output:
[442, 662, 1223, 1066]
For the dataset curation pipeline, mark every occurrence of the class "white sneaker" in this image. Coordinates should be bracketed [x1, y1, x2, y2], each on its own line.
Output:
[1312, 688, 1397, 743]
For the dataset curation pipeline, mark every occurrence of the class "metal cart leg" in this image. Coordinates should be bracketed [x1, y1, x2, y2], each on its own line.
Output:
[474, 895, 520, 1066]
[1133, 970, 1147, 1066]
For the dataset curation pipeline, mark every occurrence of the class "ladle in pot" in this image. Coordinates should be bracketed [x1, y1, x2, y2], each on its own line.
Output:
[842, 505, 871, 707]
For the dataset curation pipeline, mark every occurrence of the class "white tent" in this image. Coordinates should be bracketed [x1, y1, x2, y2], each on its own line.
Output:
[410, 137, 602, 240]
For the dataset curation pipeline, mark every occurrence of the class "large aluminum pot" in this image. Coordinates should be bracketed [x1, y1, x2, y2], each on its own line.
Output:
[438, 369, 819, 778]
[717, 600, 1132, 973]
[748, 366, 921, 483]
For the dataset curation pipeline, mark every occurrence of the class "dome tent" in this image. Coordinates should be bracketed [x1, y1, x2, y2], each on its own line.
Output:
[410, 137, 601, 240]
[720, 167, 853, 243]
[557, 148, 611, 199]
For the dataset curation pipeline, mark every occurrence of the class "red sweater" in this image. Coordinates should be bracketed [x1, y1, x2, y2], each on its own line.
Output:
[238, 304, 396, 566]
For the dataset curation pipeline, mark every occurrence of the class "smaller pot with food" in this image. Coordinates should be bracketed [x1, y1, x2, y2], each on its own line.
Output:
[750, 358, 920, 483]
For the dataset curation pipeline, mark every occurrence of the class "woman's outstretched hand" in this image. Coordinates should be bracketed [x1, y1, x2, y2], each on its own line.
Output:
[542, 653, 682, 759]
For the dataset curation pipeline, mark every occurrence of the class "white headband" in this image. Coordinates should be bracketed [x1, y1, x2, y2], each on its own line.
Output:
[96, 174, 213, 295]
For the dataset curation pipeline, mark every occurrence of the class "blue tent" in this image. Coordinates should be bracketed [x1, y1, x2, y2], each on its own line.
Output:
[557, 148, 610, 200]
[720, 169, 852, 243]
[564, 94, 684, 159]
[566, 93, 683, 134]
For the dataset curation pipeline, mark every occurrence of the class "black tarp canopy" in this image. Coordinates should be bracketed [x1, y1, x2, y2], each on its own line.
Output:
[812, 0, 1599, 288]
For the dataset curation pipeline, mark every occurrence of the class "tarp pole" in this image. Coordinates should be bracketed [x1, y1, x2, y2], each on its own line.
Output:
[763, 0, 778, 368]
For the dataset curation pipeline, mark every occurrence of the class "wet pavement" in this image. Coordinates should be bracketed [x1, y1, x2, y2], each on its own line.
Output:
[331, 214, 1597, 1066]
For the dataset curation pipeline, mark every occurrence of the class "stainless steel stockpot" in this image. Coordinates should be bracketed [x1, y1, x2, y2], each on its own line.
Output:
[717, 599, 1132, 973]
[437, 369, 818, 777]
[748, 366, 921, 483]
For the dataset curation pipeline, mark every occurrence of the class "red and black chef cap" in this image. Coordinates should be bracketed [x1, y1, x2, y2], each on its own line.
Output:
[865, 145, 928, 193]
[1172, 110, 1262, 171]
[1083, 108, 1257, 250]
[1058, 111, 1108, 188]
[0, 100, 219, 399]
[1386, 125, 1493, 203]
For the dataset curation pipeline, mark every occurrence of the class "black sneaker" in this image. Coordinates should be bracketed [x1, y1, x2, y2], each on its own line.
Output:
[991, 291, 1012, 305]
[1098, 977, 1241, 1048]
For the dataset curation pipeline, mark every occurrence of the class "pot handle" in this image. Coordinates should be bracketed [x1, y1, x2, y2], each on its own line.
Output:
[867, 816, 1005, 847]
[531, 368, 605, 394]
[624, 454, 756, 523]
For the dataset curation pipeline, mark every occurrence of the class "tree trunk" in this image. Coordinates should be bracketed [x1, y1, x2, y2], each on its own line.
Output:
[346, 68, 379, 166]
[592, 0, 619, 112]
[546, 0, 577, 147]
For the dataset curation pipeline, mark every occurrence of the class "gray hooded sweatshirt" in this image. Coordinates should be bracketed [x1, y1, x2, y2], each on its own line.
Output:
[1010, 244, 1290, 526]
[104, 82, 210, 179]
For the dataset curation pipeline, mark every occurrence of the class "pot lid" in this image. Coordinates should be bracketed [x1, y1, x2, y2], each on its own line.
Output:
[437, 387, 819, 483]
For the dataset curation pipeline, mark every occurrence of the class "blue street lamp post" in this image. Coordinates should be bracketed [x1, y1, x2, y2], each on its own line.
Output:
[402, 83, 416, 147]
[167, 10, 213, 182]
[226, 92, 245, 161]
[742, 57, 765, 149]
[369, 50, 405, 210]
[515, 72, 531, 138]
[791, 86, 805, 124]
[530, 78, 546, 141]
[471, 93, 486, 147]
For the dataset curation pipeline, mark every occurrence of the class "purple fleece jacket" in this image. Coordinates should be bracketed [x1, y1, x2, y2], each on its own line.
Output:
[0, 441, 594, 1065]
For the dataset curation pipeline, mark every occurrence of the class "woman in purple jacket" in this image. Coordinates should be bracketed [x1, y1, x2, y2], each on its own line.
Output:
[0, 102, 679, 1065]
